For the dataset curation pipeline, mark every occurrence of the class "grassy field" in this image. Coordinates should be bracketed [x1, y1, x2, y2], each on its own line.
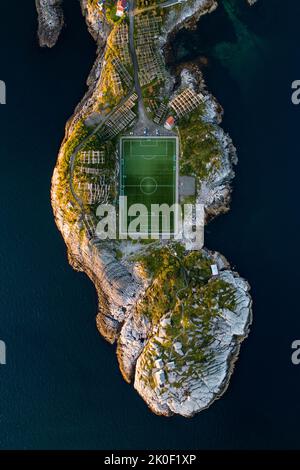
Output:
[120, 137, 177, 235]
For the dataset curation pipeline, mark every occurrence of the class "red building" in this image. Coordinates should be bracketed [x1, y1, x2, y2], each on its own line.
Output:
[116, 0, 127, 17]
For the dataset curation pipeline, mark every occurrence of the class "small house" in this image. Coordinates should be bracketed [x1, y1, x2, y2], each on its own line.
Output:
[154, 359, 164, 369]
[164, 116, 175, 130]
[173, 341, 183, 354]
[153, 370, 166, 388]
[116, 0, 127, 17]
[211, 264, 219, 276]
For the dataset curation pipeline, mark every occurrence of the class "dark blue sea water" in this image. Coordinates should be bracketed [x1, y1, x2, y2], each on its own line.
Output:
[0, 0, 299, 449]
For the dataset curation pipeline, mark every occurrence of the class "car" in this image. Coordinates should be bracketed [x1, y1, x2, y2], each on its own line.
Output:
[155, 129, 160, 136]
[143, 128, 148, 135]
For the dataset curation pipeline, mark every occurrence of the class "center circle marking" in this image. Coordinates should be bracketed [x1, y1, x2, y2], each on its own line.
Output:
[140, 177, 158, 195]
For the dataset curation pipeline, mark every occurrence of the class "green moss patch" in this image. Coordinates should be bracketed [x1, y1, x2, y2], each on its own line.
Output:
[178, 108, 222, 180]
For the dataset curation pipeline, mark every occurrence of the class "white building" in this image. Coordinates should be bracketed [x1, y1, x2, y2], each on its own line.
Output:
[173, 342, 183, 355]
[116, 7, 124, 17]
[211, 264, 219, 276]
[154, 359, 164, 369]
[167, 361, 175, 370]
[153, 370, 166, 388]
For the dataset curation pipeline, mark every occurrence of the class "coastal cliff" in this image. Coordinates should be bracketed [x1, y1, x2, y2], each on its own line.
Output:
[36, 0, 255, 417]
[36, 0, 64, 47]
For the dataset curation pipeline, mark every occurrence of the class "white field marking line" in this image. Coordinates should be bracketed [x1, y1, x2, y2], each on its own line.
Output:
[121, 138, 176, 151]
[135, 142, 172, 156]
[139, 144, 174, 159]
[121, 137, 175, 141]
[139, 148, 175, 159]
[123, 185, 174, 187]
[121, 143, 176, 178]
[138, 140, 159, 147]
[125, 152, 165, 159]
[125, 142, 175, 157]
[140, 154, 167, 159]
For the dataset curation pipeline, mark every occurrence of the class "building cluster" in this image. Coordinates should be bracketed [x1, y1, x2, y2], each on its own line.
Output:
[97, 23, 133, 100]
[99, 93, 138, 139]
[163, 88, 205, 130]
[94, 22, 132, 109]
[137, 46, 164, 87]
[152, 358, 177, 388]
[79, 167, 102, 176]
[169, 88, 204, 118]
[110, 67, 124, 97]
[80, 150, 105, 165]
[78, 181, 111, 205]
[111, 57, 131, 88]
[109, 23, 130, 65]
[76, 148, 114, 206]
[136, 13, 162, 41]
[135, 14, 164, 87]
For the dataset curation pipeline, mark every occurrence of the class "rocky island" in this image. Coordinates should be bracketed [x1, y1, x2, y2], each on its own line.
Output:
[36, 0, 256, 417]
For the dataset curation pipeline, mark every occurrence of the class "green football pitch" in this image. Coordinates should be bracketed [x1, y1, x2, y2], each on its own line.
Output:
[119, 137, 178, 235]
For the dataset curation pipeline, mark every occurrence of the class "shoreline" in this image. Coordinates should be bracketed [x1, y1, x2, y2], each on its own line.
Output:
[36, 0, 255, 417]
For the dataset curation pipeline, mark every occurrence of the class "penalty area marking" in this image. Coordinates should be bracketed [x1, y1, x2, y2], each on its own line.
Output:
[138, 140, 160, 147]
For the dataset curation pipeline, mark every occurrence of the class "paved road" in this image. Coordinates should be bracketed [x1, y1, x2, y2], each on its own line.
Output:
[128, 0, 155, 132]
[129, 0, 171, 135]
